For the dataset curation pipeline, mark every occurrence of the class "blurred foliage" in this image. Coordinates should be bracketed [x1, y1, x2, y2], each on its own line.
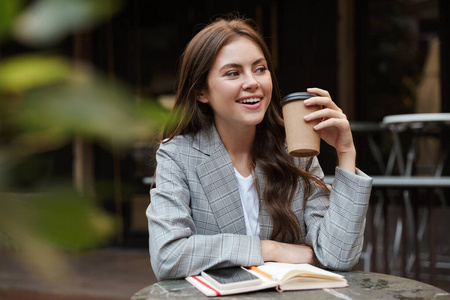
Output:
[0, 0, 25, 43]
[0, 190, 113, 251]
[6, 61, 165, 151]
[13, 0, 122, 47]
[0, 0, 169, 283]
[0, 54, 70, 93]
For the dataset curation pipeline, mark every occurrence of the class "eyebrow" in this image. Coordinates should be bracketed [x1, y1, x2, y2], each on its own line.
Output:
[218, 58, 267, 72]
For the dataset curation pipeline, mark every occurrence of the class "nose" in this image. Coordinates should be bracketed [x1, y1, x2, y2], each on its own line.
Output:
[242, 74, 259, 90]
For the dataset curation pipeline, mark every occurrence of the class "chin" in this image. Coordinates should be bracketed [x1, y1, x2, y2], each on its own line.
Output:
[246, 117, 265, 126]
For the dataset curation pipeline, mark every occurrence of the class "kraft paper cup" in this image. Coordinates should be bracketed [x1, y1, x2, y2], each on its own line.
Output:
[281, 92, 321, 157]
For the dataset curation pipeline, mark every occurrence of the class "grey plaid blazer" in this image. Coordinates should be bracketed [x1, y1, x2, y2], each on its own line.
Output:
[147, 125, 373, 280]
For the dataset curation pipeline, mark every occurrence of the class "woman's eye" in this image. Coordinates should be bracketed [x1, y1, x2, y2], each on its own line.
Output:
[226, 71, 239, 78]
[255, 67, 267, 73]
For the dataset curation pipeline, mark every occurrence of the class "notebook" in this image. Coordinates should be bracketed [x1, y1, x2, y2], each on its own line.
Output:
[186, 262, 348, 297]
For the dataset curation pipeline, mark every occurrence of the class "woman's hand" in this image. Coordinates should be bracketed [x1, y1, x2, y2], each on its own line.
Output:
[303, 87, 356, 173]
[261, 240, 315, 264]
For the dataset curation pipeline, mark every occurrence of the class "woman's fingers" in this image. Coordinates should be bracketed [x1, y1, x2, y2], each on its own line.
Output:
[313, 117, 349, 131]
[305, 88, 356, 171]
[304, 107, 346, 122]
[307, 87, 330, 98]
[303, 88, 347, 130]
[303, 96, 342, 112]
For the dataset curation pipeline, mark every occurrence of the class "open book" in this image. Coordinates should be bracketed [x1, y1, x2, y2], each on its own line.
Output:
[186, 262, 348, 297]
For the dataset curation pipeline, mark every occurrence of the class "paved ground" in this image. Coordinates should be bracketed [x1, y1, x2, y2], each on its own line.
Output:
[0, 247, 157, 300]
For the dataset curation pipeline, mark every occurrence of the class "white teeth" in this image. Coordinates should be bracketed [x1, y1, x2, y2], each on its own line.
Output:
[238, 98, 261, 104]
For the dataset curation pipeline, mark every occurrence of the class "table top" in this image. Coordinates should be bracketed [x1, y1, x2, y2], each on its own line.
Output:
[324, 175, 450, 187]
[383, 113, 450, 125]
[131, 271, 449, 300]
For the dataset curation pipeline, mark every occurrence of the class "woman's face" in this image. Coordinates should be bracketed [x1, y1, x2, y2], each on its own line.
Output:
[198, 37, 272, 132]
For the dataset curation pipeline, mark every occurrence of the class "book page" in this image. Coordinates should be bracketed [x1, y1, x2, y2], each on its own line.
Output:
[257, 263, 345, 283]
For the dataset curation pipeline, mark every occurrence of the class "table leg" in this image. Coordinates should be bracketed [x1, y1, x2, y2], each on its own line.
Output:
[370, 195, 377, 272]
[412, 191, 420, 280]
[429, 194, 436, 284]
[392, 207, 403, 275]
[382, 190, 389, 274]
[401, 194, 407, 278]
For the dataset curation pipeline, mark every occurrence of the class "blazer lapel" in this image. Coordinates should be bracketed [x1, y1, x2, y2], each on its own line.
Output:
[195, 126, 247, 235]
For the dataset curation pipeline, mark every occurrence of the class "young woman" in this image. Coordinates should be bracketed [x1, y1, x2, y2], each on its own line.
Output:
[147, 16, 372, 280]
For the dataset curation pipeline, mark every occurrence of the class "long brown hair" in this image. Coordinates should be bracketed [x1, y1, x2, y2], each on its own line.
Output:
[161, 15, 328, 243]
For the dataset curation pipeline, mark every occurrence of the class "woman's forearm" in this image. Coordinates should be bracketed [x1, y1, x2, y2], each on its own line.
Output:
[337, 146, 356, 174]
[261, 240, 315, 264]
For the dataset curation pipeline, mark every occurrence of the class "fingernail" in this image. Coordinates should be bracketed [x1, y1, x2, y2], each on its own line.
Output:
[304, 100, 310, 105]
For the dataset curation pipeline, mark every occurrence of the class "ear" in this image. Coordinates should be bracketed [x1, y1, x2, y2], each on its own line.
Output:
[197, 90, 209, 104]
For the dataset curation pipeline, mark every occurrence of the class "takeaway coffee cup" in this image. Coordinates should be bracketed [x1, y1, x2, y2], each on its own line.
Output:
[281, 92, 321, 157]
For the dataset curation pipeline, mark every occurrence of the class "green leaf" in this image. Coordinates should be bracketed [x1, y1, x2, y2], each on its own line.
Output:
[31, 192, 114, 250]
[13, 75, 167, 148]
[0, 190, 114, 251]
[0, 0, 25, 42]
[137, 99, 171, 132]
[0, 54, 71, 93]
[0, 152, 8, 190]
[13, 0, 122, 47]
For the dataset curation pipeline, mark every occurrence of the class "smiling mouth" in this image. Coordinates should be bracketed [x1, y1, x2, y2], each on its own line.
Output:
[236, 97, 262, 104]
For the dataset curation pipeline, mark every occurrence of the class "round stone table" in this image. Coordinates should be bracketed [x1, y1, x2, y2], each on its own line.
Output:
[131, 271, 450, 299]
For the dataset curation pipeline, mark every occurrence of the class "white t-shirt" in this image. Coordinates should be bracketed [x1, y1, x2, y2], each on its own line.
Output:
[234, 168, 260, 236]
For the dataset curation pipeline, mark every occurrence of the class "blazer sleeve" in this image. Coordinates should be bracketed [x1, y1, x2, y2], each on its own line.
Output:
[303, 157, 373, 271]
[147, 143, 263, 280]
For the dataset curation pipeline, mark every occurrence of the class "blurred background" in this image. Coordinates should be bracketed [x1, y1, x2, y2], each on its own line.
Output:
[0, 0, 449, 299]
